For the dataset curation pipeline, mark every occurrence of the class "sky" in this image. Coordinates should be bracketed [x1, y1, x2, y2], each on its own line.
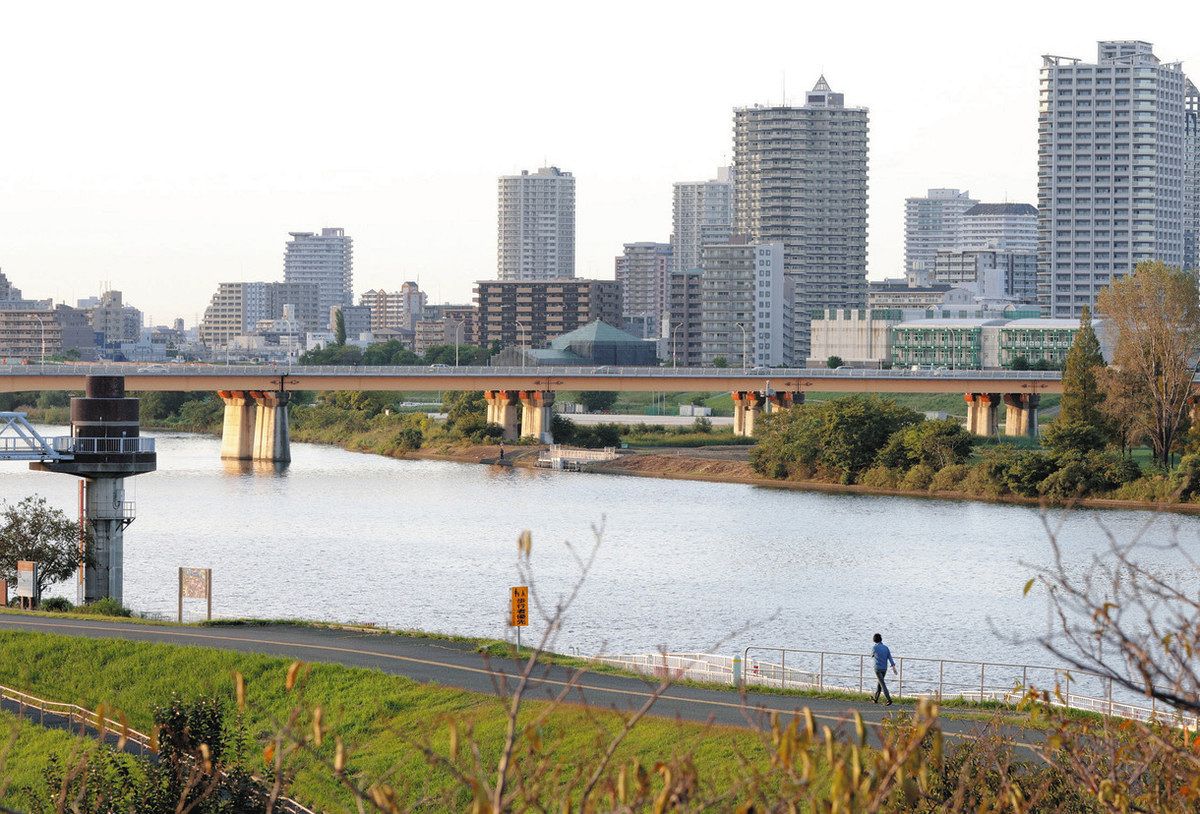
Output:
[1, 0, 1198, 325]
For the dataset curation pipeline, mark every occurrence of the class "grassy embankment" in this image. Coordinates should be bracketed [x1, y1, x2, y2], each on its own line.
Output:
[0, 630, 770, 810]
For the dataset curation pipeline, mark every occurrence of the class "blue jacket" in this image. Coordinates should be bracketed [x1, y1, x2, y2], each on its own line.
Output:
[873, 642, 895, 671]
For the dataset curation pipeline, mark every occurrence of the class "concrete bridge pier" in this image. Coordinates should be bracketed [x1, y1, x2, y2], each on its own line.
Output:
[519, 391, 555, 442]
[964, 393, 1001, 436]
[732, 391, 767, 437]
[766, 391, 805, 414]
[1002, 393, 1040, 438]
[218, 390, 257, 460]
[484, 390, 520, 441]
[252, 391, 291, 463]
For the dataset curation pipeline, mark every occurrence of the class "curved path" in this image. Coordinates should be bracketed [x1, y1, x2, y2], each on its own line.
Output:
[0, 614, 1033, 749]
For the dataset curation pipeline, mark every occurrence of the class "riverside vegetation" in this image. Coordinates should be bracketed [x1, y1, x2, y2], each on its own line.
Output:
[752, 261, 1200, 506]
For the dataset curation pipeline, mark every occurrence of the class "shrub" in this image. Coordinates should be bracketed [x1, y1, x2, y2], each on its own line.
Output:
[963, 446, 1020, 497]
[1041, 419, 1106, 455]
[395, 426, 423, 451]
[692, 416, 713, 434]
[1039, 451, 1140, 499]
[39, 596, 73, 612]
[1171, 454, 1200, 501]
[1112, 474, 1177, 503]
[1005, 450, 1058, 497]
[929, 464, 971, 493]
[75, 597, 133, 617]
[859, 465, 901, 489]
[901, 463, 936, 491]
[877, 419, 974, 471]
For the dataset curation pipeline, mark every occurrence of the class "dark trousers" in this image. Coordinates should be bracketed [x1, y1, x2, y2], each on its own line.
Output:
[873, 668, 892, 703]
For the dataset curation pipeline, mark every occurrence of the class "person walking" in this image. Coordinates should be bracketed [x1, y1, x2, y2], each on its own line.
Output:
[872, 633, 896, 705]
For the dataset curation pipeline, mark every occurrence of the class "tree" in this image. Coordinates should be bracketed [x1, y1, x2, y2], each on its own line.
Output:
[578, 391, 618, 412]
[826, 355, 844, 369]
[751, 396, 922, 484]
[0, 495, 87, 601]
[711, 356, 728, 368]
[877, 418, 975, 471]
[334, 309, 347, 346]
[1009, 355, 1030, 370]
[1057, 305, 1107, 428]
[1097, 261, 1200, 467]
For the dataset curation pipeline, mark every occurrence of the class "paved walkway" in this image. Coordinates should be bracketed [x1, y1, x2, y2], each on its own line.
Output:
[0, 614, 1033, 749]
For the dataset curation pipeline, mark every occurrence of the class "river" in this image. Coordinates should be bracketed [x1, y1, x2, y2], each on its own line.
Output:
[2, 426, 1196, 668]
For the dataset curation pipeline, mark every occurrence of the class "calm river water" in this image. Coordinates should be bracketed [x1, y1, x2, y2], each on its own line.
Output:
[3, 427, 1197, 666]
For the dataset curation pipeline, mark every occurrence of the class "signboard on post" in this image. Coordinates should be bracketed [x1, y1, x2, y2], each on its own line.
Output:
[510, 585, 528, 651]
[178, 567, 212, 622]
[16, 561, 38, 609]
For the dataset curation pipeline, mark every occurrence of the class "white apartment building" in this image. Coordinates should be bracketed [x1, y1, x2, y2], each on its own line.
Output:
[958, 203, 1038, 253]
[1187, 80, 1199, 272]
[614, 242, 672, 338]
[933, 250, 1039, 305]
[903, 189, 977, 284]
[671, 167, 734, 274]
[199, 281, 320, 348]
[283, 228, 354, 321]
[1039, 41, 1190, 317]
[733, 77, 869, 363]
[700, 239, 791, 367]
[497, 166, 576, 280]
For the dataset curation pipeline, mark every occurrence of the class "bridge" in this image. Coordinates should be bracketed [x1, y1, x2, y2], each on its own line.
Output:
[1, 363, 1064, 460]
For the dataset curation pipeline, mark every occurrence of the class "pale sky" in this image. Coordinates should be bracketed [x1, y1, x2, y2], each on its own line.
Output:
[1, 0, 1198, 325]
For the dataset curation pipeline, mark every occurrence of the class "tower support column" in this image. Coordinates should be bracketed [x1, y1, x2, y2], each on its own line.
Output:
[964, 393, 1001, 437]
[1003, 393, 1040, 437]
[252, 391, 291, 463]
[485, 390, 520, 441]
[219, 390, 257, 460]
[519, 391, 556, 442]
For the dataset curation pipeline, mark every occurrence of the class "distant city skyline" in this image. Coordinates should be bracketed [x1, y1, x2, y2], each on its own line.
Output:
[1, 1, 1197, 321]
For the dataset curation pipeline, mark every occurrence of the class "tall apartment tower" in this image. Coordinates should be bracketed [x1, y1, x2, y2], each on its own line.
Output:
[700, 238, 791, 367]
[671, 167, 734, 274]
[283, 228, 354, 322]
[1186, 80, 1199, 272]
[614, 242, 672, 338]
[958, 203, 1039, 253]
[733, 77, 869, 362]
[1039, 41, 1190, 317]
[497, 166, 576, 280]
[903, 189, 978, 284]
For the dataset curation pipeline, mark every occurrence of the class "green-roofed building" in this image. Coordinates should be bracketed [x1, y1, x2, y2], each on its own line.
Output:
[491, 320, 658, 367]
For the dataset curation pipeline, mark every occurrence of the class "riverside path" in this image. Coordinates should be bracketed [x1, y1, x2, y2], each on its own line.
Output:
[0, 614, 1037, 749]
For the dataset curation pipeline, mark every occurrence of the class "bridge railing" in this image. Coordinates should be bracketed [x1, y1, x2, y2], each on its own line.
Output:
[51, 436, 156, 454]
[591, 649, 1199, 728]
[0, 362, 1070, 381]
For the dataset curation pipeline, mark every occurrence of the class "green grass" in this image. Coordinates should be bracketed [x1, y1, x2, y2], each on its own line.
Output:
[0, 630, 769, 810]
[0, 709, 144, 809]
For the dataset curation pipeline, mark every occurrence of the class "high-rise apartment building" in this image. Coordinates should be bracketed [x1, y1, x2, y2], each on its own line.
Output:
[283, 228, 354, 320]
[1186, 80, 1199, 272]
[1039, 41, 1190, 317]
[497, 166, 576, 280]
[199, 281, 319, 348]
[666, 268, 703, 367]
[700, 239, 791, 367]
[958, 203, 1039, 253]
[672, 168, 734, 274]
[933, 250, 1040, 304]
[360, 283, 426, 332]
[904, 189, 978, 283]
[733, 77, 869, 362]
[474, 279, 620, 349]
[614, 242, 672, 338]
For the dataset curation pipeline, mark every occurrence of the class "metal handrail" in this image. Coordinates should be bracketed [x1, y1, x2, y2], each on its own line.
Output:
[0, 682, 316, 813]
[0, 362, 1071, 381]
[50, 436, 156, 454]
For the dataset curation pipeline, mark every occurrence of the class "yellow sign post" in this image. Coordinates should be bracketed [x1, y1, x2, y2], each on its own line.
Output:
[511, 586, 529, 651]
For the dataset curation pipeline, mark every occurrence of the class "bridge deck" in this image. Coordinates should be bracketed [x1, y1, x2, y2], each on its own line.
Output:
[0, 364, 1065, 394]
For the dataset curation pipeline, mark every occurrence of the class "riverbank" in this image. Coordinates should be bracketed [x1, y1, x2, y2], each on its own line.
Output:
[20, 404, 1200, 516]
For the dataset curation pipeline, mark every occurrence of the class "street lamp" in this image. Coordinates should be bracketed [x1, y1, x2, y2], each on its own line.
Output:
[453, 320, 465, 367]
[515, 321, 529, 370]
[32, 314, 46, 364]
[671, 321, 683, 369]
[735, 322, 749, 372]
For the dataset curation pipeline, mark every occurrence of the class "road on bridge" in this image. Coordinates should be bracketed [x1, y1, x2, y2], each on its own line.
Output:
[0, 614, 1036, 750]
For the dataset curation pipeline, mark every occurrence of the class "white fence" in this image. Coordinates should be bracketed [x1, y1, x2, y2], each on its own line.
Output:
[591, 649, 1199, 729]
[537, 445, 618, 470]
